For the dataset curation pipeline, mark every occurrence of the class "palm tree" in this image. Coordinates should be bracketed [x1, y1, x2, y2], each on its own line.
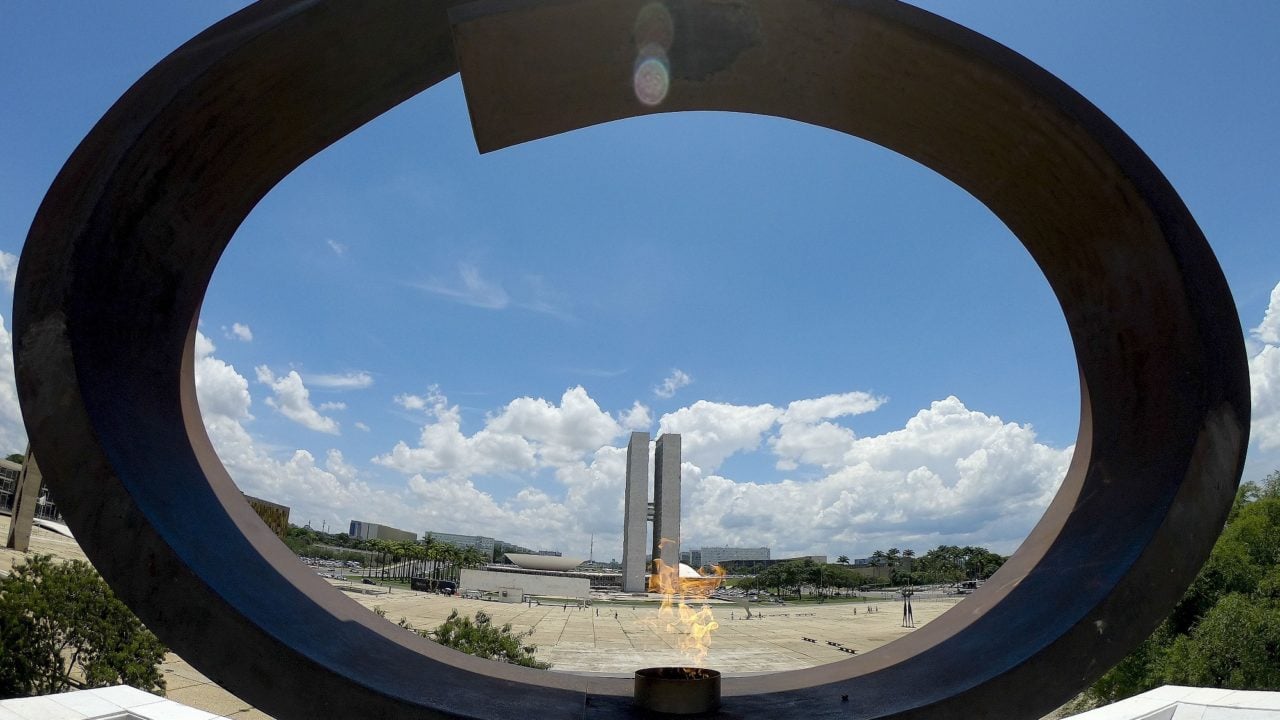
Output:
[441, 545, 463, 582]
[408, 543, 428, 579]
[363, 539, 391, 578]
[870, 550, 887, 567]
[425, 540, 446, 581]
[837, 555, 850, 564]
[461, 547, 486, 569]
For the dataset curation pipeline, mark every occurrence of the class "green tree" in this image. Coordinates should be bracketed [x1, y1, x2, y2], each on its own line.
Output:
[1161, 592, 1280, 689]
[756, 564, 787, 596]
[836, 555, 850, 565]
[460, 547, 487, 570]
[427, 610, 549, 669]
[4, 454, 23, 465]
[0, 555, 167, 698]
[830, 565, 861, 593]
[425, 539, 446, 581]
[913, 545, 966, 584]
[962, 546, 1006, 581]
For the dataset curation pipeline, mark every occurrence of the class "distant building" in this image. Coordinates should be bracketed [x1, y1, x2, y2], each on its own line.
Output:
[243, 494, 290, 539]
[349, 520, 417, 543]
[698, 546, 771, 567]
[680, 550, 703, 568]
[425, 531, 495, 560]
[0, 459, 22, 511]
[0, 456, 61, 523]
[791, 554, 828, 565]
[718, 555, 828, 573]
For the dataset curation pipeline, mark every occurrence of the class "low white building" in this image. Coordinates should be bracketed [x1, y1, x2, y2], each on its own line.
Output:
[0, 685, 238, 719]
[1065, 685, 1280, 719]
[460, 567, 589, 602]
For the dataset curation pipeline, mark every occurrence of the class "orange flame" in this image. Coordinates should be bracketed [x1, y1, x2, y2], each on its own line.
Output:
[648, 539, 726, 667]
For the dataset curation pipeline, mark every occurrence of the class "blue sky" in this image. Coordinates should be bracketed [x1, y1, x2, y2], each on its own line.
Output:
[2, 2, 1278, 562]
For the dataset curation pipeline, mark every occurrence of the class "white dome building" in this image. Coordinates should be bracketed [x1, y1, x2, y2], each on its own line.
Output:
[502, 553, 584, 572]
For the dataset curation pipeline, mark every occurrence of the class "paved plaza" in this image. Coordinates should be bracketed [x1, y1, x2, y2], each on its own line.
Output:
[0, 514, 89, 573]
[2, 515, 965, 716]
[337, 583, 960, 675]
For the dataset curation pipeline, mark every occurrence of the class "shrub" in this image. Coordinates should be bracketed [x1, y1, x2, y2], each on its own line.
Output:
[428, 610, 549, 669]
[0, 555, 167, 698]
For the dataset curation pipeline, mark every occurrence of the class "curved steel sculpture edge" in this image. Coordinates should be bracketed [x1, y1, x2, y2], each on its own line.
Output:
[14, 0, 1249, 718]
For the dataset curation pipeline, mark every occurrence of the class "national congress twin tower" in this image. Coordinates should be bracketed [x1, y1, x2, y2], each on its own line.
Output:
[620, 432, 681, 593]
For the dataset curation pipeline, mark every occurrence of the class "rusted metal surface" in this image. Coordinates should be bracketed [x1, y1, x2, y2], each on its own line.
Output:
[634, 667, 722, 715]
[14, 0, 1248, 718]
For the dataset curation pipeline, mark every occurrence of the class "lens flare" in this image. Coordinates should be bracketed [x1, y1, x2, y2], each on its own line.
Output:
[633, 3, 673, 107]
[634, 2, 674, 52]
[634, 54, 669, 106]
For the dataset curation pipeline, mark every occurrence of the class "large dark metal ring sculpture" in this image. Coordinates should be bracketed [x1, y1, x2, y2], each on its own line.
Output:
[14, 0, 1249, 717]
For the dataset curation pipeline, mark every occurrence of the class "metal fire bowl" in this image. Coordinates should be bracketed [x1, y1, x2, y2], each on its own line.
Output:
[635, 668, 722, 716]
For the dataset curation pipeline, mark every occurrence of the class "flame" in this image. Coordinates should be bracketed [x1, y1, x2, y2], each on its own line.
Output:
[648, 539, 726, 667]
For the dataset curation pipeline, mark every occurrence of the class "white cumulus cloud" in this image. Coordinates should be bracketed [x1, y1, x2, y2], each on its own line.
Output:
[194, 333, 253, 422]
[375, 386, 537, 478]
[1254, 282, 1280, 346]
[367, 382, 1076, 557]
[617, 401, 652, 432]
[769, 391, 886, 470]
[654, 369, 692, 398]
[781, 391, 885, 424]
[0, 251, 18, 292]
[188, 340, 401, 529]
[256, 366, 340, 435]
[375, 385, 627, 478]
[1251, 347, 1280, 450]
[1251, 283, 1280, 452]
[0, 315, 28, 454]
[222, 323, 253, 342]
[659, 400, 781, 472]
[679, 397, 1072, 557]
[394, 391, 430, 411]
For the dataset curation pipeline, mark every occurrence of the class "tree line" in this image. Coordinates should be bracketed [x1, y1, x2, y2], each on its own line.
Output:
[865, 545, 1006, 586]
[732, 558, 865, 598]
[836, 545, 1005, 587]
[284, 525, 488, 583]
[729, 544, 1006, 599]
